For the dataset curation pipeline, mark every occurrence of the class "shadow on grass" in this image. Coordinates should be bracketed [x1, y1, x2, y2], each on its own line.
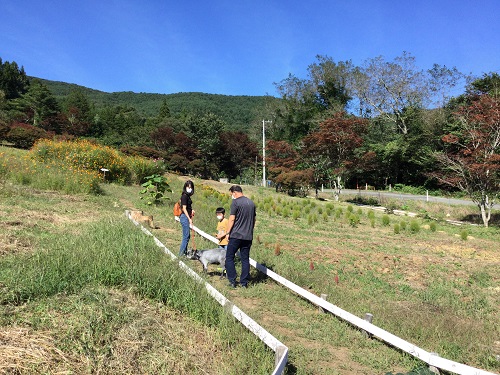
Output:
[460, 212, 500, 226]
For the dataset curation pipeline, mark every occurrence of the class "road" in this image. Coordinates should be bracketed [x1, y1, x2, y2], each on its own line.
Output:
[321, 188, 500, 210]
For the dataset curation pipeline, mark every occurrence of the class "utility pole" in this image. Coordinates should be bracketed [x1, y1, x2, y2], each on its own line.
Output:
[262, 119, 272, 187]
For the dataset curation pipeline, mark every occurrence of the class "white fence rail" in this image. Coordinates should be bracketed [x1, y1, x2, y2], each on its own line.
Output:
[126, 211, 288, 375]
[171, 215, 497, 375]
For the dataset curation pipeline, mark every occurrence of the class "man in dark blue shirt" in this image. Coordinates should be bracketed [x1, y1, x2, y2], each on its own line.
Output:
[225, 185, 256, 288]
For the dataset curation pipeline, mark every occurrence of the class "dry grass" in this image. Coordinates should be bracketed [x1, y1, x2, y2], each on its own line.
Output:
[0, 328, 76, 374]
[0, 289, 234, 375]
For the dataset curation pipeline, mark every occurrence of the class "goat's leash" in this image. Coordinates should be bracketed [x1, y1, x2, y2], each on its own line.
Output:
[191, 219, 196, 250]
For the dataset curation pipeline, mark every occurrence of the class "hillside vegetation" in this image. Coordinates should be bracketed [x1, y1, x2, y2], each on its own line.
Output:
[36, 77, 273, 131]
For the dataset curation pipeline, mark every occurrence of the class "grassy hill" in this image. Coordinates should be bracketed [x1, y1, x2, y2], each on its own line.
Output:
[35, 77, 277, 131]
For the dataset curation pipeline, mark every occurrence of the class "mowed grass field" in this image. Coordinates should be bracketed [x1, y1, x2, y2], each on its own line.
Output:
[1, 145, 499, 374]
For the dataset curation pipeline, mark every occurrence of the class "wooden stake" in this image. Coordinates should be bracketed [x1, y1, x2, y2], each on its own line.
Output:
[319, 294, 328, 313]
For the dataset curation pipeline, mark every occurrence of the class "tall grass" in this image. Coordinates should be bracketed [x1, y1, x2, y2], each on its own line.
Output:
[1, 141, 165, 195]
[0, 216, 274, 374]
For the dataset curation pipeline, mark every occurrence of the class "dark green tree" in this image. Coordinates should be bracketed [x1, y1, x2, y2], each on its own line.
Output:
[0, 58, 30, 100]
[14, 79, 60, 129]
[185, 112, 226, 178]
[63, 89, 94, 135]
[307, 55, 353, 113]
[157, 98, 171, 121]
[94, 105, 148, 147]
[466, 72, 500, 97]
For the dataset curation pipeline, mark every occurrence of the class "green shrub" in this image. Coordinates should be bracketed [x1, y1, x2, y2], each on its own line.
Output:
[348, 214, 360, 227]
[348, 195, 380, 206]
[385, 202, 398, 214]
[367, 211, 375, 219]
[370, 218, 375, 228]
[429, 222, 437, 232]
[400, 220, 407, 231]
[382, 215, 390, 226]
[347, 205, 354, 213]
[283, 207, 290, 218]
[139, 174, 172, 205]
[460, 229, 468, 240]
[394, 224, 400, 234]
[410, 220, 420, 233]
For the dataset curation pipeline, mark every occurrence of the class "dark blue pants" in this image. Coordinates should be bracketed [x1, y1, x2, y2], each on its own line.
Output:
[225, 238, 252, 286]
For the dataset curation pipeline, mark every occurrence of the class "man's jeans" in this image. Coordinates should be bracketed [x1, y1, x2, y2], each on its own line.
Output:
[225, 238, 252, 286]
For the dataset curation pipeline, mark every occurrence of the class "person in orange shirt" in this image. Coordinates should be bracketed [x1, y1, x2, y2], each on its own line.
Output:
[215, 207, 228, 249]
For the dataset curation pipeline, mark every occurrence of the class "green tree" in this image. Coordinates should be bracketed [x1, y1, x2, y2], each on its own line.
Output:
[0, 58, 30, 100]
[272, 56, 354, 143]
[185, 112, 226, 178]
[466, 72, 500, 97]
[63, 89, 94, 135]
[351, 52, 462, 135]
[272, 73, 318, 143]
[16, 79, 60, 128]
[95, 105, 148, 147]
[156, 98, 171, 121]
[307, 55, 353, 114]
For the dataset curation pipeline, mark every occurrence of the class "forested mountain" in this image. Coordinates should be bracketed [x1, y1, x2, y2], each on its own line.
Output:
[34, 77, 274, 132]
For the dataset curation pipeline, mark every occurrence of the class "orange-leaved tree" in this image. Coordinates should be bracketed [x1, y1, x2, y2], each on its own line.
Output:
[302, 112, 369, 198]
[434, 94, 500, 227]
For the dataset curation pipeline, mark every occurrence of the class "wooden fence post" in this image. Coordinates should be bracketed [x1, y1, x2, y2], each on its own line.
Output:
[429, 352, 440, 374]
[275, 345, 287, 372]
[319, 294, 328, 313]
[362, 313, 373, 338]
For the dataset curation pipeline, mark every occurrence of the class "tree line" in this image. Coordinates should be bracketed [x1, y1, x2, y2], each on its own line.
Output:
[0, 54, 499, 226]
[263, 53, 499, 227]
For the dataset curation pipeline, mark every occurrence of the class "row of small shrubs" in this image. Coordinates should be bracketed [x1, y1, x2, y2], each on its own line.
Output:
[253, 195, 448, 235]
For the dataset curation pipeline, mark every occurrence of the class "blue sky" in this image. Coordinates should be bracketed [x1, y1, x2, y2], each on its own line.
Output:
[1, 1, 499, 96]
